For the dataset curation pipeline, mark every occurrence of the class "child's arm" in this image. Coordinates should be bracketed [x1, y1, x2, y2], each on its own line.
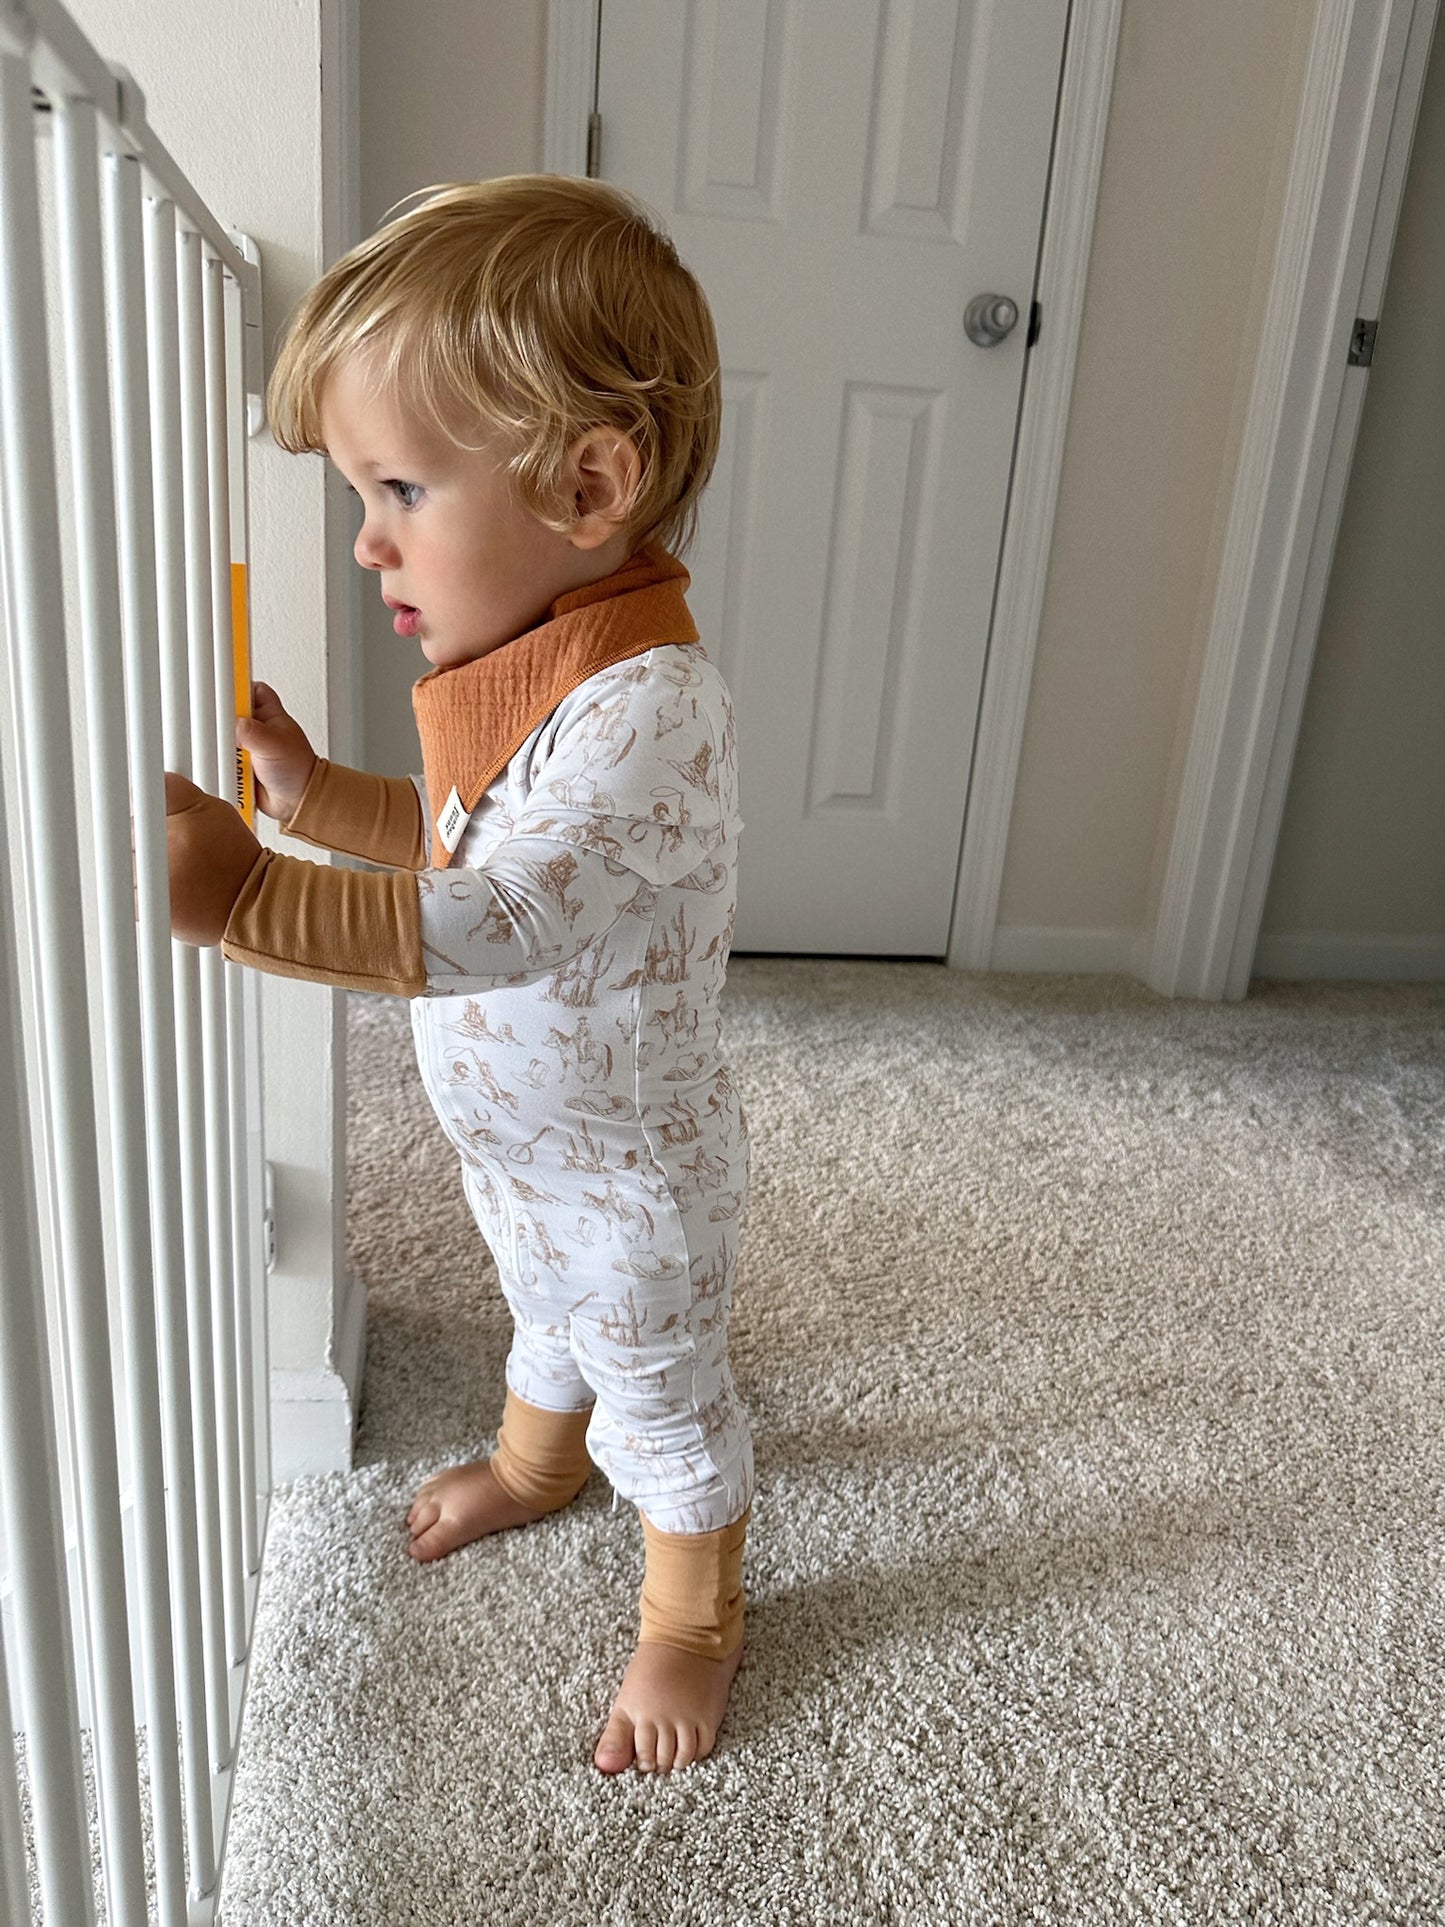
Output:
[167, 652, 735, 1001]
[237, 681, 426, 870]
[164, 772, 425, 996]
[165, 776, 636, 1002]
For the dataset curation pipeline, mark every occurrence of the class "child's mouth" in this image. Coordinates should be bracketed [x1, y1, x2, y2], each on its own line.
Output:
[392, 604, 421, 638]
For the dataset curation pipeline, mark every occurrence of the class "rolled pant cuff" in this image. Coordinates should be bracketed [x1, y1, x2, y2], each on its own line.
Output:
[489, 1389, 594, 1513]
[638, 1504, 751, 1661]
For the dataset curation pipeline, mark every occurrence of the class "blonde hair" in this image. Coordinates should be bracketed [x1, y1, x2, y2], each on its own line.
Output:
[267, 175, 721, 556]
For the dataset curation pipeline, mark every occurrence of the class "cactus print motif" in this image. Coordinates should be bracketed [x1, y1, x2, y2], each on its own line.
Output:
[408, 646, 753, 1535]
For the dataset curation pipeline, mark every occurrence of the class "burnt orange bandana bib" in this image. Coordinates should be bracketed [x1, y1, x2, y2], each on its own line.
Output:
[411, 541, 700, 868]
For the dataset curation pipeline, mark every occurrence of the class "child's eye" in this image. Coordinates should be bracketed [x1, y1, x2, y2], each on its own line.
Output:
[340, 479, 422, 510]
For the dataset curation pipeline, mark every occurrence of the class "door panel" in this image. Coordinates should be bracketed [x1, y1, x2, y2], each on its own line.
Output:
[598, 0, 1070, 952]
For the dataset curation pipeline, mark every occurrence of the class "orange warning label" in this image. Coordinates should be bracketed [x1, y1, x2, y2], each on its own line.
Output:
[232, 562, 254, 826]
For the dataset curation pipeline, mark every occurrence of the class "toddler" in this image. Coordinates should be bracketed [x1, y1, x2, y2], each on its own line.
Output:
[164, 175, 754, 1775]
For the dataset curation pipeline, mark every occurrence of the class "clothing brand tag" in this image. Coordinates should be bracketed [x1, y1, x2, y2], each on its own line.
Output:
[436, 786, 470, 855]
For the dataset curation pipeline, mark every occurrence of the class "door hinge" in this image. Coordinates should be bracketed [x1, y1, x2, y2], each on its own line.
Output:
[586, 110, 602, 179]
[1027, 300, 1042, 348]
[263, 1160, 278, 1273]
[1348, 317, 1378, 367]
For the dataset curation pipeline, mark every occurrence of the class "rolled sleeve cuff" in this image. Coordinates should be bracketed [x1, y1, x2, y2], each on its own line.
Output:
[284, 758, 427, 870]
[222, 849, 427, 998]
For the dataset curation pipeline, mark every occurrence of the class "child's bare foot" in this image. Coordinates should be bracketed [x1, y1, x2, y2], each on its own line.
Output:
[406, 1457, 551, 1561]
[593, 1639, 744, 1774]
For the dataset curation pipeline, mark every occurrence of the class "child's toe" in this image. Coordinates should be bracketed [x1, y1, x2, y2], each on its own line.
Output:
[407, 1517, 454, 1561]
[593, 1713, 635, 1774]
[632, 1719, 659, 1772]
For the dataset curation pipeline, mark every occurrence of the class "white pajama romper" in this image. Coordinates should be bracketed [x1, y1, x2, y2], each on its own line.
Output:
[406, 643, 754, 1537]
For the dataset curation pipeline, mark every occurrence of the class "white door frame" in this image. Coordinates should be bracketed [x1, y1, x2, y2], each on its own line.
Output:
[1147, 0, 1439, 999]
[545, 0, 1437, 1000]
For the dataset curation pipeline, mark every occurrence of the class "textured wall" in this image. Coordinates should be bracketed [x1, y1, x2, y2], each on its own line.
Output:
[995, 0, 1318, 942]
[356, 0, 547, 802]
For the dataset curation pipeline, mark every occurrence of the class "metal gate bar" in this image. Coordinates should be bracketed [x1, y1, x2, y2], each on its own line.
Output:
[0, 0, 268, 1919]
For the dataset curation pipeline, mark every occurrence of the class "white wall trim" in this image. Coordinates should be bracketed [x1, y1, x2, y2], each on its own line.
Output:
[543, 0, 599, 177]
[269, 1266, 367, 1480]
[1253, 930, 1445, 982]
[948, 0, 1124, 973]
[1148, 0, 1441, 1001]
[988, 923, 1152, 980]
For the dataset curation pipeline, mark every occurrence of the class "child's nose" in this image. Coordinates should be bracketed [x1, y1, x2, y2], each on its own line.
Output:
[354, 518, 399, 571]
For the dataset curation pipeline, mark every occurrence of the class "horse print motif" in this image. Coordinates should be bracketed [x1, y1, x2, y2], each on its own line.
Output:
[408, 647, 753, 1536]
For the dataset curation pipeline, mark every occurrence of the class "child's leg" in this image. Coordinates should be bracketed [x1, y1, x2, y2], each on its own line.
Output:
[489, 1385, 593, 1510]
[406, 1385, 595, 1561]
[408, 1164, 598, 1561]
[568, 1197, 754, 1536]
[637, 1504, 750, 1660]
[568, 1214, 755, 1772]
[590, 1497, 752, 1774]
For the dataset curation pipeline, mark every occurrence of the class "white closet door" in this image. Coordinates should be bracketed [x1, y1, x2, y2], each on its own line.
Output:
[598, 0, 1070, 953]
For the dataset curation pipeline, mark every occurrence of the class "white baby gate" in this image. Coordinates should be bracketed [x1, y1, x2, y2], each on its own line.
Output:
[0, 0, 270, 1921]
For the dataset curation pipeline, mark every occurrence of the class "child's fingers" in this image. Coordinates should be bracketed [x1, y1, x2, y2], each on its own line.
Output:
[249, 680, 285, 723]
[235, 708, 286, 749]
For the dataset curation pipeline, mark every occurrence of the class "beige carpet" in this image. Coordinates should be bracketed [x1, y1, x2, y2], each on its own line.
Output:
[218, 961, 1444, 1925]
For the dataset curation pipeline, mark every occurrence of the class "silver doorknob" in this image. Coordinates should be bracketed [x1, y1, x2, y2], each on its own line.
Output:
[964, 294, 1019, 347]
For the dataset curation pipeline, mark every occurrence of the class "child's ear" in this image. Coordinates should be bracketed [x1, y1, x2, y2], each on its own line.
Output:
[567, 429, 641, 551]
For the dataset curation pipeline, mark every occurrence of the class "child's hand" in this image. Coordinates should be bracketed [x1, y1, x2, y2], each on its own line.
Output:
[235, 682, 318, 824]
[164, 773, 263, 945]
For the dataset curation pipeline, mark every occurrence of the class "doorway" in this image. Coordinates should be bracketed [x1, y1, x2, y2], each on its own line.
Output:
[585, 0, 1072, 954]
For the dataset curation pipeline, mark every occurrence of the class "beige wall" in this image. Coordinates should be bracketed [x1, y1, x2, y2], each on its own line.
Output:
[997, 0, 1318, 940]
[356, 0, 547, 790]
[355, 0, 1438, 975]
[1258, 5, 1445, 956]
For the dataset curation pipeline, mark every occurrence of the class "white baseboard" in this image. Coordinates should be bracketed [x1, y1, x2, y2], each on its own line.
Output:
[269, 1268, 368, 1481]
[1251, 930, 1445, 983]
[989, 923, 1444, 986]
[988, 924, 1153, 978]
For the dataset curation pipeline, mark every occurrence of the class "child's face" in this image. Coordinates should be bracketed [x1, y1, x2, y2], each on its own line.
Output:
[320, 353, 589, 669]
